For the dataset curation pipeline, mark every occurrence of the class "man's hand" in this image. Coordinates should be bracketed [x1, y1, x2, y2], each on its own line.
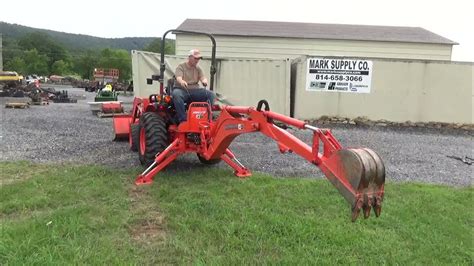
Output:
[180, 80, 188, 88]
[201, 78, 208, 87]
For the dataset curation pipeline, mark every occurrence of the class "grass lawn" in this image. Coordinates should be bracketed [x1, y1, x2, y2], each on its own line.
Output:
[1, 161, 472, 264]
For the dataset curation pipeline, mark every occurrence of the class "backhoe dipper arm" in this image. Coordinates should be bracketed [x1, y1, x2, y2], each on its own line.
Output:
[204, 105, 386, 221]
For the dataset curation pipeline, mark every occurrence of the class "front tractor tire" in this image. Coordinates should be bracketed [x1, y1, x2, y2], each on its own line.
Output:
[129, 123, 140, 152]
[138, 112, 169, 166]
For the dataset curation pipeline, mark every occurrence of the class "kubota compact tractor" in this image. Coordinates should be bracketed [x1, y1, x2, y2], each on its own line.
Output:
[113, 30, 386, 221]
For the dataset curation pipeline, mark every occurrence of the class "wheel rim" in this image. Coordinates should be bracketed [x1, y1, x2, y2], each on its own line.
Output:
[128, 124, 133, 148]
[139, 127, 146, 156]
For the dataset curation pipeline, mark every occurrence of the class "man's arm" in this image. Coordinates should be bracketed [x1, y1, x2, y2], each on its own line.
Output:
[175, 65, 188, 88]
[197, 67, 208, 87]
[176, 76, 188, 89]
[200, 77, 208, 87]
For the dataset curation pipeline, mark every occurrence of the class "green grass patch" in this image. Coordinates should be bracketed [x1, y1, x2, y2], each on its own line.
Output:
[1, 161, 472, 264]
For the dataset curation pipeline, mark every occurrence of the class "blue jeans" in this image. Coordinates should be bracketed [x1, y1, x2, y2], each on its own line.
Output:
[171, 87, 216, 123]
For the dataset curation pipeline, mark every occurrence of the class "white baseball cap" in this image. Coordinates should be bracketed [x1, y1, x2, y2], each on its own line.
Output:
[188, 49, 202, 59]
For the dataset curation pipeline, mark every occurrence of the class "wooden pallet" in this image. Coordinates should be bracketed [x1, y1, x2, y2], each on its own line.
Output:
[5, 102, 30, 109]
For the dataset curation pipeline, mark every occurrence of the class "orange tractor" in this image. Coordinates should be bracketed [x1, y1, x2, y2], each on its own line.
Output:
[113, 30, 386, 221]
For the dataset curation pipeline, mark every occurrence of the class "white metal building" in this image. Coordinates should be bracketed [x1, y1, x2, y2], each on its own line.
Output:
[175, 19, 457, 61]
[139, 19, 471, 124]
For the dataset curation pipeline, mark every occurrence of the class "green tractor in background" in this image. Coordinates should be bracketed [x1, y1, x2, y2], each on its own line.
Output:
[93, 68, 120, 102]
[94, 84, 118, 102]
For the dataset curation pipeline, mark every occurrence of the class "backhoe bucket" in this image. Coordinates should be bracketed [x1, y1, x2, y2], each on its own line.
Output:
[113, 114, 132, 141]
[320, 148, 385, 221]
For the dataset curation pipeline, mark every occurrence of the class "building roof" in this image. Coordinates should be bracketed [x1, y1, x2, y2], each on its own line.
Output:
[177, 19, 457, 45]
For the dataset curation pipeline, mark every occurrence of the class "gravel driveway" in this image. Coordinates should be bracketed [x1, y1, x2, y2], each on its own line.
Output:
[1, 86, 472, 186]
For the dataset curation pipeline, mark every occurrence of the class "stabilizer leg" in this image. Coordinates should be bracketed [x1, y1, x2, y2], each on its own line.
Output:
[221, 148, 252, 178]
[135, 139, 181, 185]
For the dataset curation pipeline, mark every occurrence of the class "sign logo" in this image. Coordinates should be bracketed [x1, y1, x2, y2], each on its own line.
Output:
[306, 58, 373, 93]
[193, 111, 206, 119]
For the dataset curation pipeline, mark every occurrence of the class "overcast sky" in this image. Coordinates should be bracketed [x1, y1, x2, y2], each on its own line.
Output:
[2, 0, 473, 62]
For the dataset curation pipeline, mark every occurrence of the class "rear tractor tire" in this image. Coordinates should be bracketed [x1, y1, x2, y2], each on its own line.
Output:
[197, 154, 221, 165]
[138, 112, 169, 166]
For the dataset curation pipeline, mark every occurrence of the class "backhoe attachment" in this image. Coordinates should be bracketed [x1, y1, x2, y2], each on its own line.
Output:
[134, 101, 386, 221]
[209, 103, 386, 221]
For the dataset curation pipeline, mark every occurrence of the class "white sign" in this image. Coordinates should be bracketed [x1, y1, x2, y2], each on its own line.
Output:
[306, 58, 373, 93]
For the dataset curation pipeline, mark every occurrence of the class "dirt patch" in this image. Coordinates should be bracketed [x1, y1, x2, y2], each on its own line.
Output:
[129, 213, 167, 244]
[128, 185, 167, 244]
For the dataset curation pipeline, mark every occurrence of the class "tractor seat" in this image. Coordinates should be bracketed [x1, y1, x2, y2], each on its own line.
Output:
[165, 77, 176, 95]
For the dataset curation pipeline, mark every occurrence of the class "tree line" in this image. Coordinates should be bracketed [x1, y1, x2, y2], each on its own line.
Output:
[2, 32, 175, 83]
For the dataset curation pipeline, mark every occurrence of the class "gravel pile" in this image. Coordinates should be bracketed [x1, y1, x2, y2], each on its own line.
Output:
[1, 86, 472, 186]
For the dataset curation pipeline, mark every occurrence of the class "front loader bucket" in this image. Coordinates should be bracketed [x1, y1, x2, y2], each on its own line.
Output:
[102, 102, 124, 114]
[113, 114, 132, 141]
[320, 148, 385, 221]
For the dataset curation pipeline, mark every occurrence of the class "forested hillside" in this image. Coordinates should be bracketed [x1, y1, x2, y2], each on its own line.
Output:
[1, 22, 156, 51]
[1, 22, 175, 81]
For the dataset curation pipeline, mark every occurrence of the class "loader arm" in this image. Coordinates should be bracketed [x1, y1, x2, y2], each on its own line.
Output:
[201, 104, 385, 221]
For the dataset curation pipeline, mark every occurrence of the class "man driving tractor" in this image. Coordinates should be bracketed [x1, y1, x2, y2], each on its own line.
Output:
[172, 49, 216, 124]
[103, 84, 113, 91]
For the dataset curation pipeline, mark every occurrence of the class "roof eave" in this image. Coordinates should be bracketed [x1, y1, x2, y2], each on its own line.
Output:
[175, 32, 458, 45]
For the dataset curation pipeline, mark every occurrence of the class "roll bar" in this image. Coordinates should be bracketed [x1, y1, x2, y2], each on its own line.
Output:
[159, 29, 217, 94]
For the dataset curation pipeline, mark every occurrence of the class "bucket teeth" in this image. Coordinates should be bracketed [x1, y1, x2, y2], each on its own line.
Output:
[363, 204, 371, 219]
[352, 148, 385, 221]
[373, 196, 383, 217]
[363, 195, 373, 218]
[321, 148, 385, 221]
[351, 201, 362, 222]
